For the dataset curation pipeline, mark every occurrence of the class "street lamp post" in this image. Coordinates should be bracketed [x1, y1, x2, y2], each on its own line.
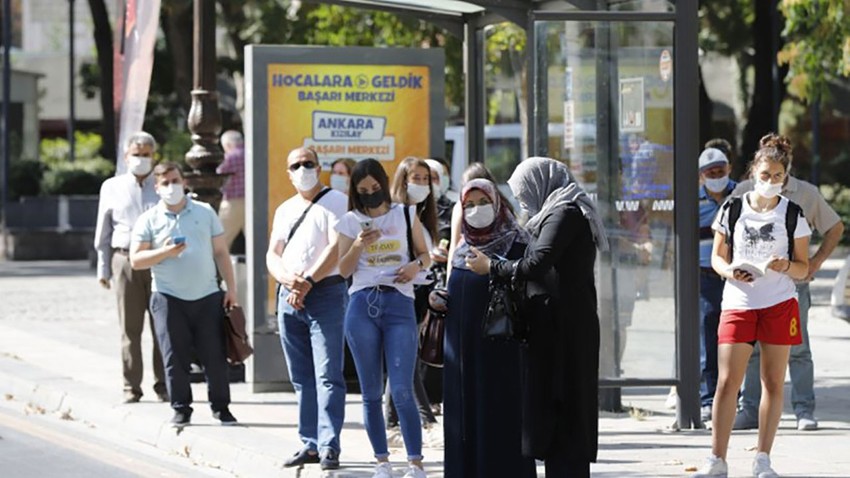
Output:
[184, 0, 225, 210]
[68, 0, 76, 162]
[2, 0, 11, 229]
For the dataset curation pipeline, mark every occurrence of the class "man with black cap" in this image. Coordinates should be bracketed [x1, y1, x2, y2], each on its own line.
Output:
[697, 145, 736, 422]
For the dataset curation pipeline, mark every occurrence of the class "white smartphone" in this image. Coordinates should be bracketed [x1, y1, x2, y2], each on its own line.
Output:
[359, 219, 373, 231]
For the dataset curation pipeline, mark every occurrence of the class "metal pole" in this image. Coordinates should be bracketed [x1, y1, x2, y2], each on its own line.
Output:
[68, 0, 76, 162]
[675, 0, 702, 430]
[2, 0, 11, 228]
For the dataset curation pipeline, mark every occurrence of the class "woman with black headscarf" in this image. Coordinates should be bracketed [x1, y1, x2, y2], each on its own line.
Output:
[467, 157, 608, 477]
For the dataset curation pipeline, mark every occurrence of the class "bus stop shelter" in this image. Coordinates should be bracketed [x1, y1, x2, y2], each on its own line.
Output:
[257, 0, 701, 429]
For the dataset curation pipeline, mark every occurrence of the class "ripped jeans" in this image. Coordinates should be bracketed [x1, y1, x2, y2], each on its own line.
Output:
[345, 286, 423, 461]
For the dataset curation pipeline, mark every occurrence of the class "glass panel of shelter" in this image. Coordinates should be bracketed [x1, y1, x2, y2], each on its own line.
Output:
[537, 19, 676, 381]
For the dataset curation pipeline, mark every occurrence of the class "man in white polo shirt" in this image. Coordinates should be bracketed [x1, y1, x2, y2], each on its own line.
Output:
[130, 162, 238, 428]
[266, 147, 349, 470]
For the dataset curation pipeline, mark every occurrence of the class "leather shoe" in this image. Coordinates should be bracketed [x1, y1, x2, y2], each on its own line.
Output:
[122, 391, 142, 404]
[320, 449, 340, 470]
[283, 447, 320, 467]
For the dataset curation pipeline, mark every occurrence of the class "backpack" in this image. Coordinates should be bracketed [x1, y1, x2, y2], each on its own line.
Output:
[720, 196, 803, 261]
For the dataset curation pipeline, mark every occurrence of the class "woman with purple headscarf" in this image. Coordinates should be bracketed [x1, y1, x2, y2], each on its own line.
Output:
[433, 177, 534, 478]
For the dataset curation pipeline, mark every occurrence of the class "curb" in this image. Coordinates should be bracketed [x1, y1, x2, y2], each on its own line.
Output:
[0, 355, 378, 477]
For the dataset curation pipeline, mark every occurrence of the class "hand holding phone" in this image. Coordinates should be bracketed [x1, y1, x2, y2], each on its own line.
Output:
[359, 219, 373, 231]
[173, 235, 186, 245]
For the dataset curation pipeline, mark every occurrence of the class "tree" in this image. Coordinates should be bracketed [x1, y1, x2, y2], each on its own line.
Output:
[85, 0, 116, 161]
[778, 0, 850, 104]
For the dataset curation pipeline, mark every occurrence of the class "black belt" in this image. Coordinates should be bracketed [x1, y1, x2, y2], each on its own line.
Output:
[316, 275, 346, 287]
[700, 267, 720, 279]
[112, 247, 130, 255]
[370, 285, 396, 292]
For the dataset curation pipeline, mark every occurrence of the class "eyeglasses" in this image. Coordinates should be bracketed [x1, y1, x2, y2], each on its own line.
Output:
[289, 161, 317, 172]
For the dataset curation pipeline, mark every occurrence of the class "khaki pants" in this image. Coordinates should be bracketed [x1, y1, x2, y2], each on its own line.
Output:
[218, 197, 245, 250]
[112, 251, 165, 396]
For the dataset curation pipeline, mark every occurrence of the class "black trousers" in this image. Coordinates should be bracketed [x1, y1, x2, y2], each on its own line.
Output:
[150, 291, 230, 413]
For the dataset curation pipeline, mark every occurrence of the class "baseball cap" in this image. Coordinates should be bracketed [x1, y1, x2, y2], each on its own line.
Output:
[698, 148, 729, 172]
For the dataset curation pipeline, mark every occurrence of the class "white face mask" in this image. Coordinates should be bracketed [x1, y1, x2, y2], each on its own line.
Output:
[128, 155, 152, 176]
[464, 204, 496, 229]
[754, 178, 783, 199]
[158, 183, 185, 206]
[330, 173, 349, 193]
[291, 168, 319, 192]
[407, 183, 431, 204]
[704, 175, 730, 193]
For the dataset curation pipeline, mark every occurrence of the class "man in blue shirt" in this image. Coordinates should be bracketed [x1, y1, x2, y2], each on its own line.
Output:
[697, 144, 736, 423]
[130, 162, 238, 427]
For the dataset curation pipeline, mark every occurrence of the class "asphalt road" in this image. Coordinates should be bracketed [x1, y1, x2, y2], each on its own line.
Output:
[0, 400, 229, 478]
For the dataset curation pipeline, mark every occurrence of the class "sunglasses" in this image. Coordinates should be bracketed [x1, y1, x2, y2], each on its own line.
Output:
[289, 161, 317, 172]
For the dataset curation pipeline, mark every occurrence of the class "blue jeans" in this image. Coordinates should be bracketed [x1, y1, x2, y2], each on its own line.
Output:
[345, 287, 422, 461]
[739, 283, 815, 418]
[278, 280, 347, 454]
[699, 271, 724, 407]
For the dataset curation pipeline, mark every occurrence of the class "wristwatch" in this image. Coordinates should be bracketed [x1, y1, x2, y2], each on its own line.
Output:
[305, 275, 317, 287]
[415, 258, 425, 270]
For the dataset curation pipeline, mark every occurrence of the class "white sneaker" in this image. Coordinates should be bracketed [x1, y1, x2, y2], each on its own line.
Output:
[402, 465, 427, 478]
[752, 452, 779, 478]
[797, 414, 818, 431]
[386, 427, 405, 448]
[665, 386, 678, 409]
[690, 455, 728, 477]
[372, 462, 394, 478]
[423, 422, 444, 449]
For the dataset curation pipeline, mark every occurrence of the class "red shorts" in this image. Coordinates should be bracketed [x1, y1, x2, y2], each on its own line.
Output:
[718, 298, 802, 346]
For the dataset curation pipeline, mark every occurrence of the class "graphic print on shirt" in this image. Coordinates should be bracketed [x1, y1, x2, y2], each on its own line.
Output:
[740, 219, 776, 261]
[364, 222, 404, 268]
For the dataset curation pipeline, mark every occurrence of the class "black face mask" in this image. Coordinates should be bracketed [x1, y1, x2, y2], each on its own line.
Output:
[360, 190, 386, 209]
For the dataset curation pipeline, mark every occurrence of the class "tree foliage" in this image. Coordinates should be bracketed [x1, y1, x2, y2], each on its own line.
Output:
[778, 0, 850, 103]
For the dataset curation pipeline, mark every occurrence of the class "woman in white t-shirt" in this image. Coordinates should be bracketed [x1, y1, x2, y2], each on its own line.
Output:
[383, 157, 440, 431]
[693, 134, 811, 478]
[337, 159, 432, 478]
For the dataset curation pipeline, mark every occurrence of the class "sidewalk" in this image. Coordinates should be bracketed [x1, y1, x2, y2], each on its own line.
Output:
[1, 258, 849, 477]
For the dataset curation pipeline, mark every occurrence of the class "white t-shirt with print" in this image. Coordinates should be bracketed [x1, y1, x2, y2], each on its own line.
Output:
[336, 204, 417, 298]
[712, 193, 811, 310]
[270, 189, 348, 277]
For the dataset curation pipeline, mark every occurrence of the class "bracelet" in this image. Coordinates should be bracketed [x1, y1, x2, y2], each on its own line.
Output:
[305, 275, 317, 286]
[782, 260, 791, 273]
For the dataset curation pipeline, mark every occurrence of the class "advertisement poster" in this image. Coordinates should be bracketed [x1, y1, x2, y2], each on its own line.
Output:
[619, 77, 645, 133]
[266, 63, 432, 224]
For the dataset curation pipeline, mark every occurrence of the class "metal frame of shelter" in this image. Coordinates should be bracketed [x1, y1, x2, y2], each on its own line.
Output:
[302, 0, 701, 430]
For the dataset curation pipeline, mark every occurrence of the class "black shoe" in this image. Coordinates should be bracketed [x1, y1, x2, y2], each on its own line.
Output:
[122, 391, 142, 404]
[213, 408, 238, 426]
[171, 409, 192, 428]
[320, 449, 340, 470]
[283, 447, 320, 467]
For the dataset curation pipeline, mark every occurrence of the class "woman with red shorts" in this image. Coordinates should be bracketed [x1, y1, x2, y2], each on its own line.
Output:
[692, 133, 811, 478]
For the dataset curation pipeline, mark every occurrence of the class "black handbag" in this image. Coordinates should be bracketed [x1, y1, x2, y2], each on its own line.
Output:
[483, 269, 528, 343]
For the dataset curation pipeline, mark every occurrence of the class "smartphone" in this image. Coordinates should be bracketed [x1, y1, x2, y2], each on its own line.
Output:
[173, 236, 186, 245]
[359, 219, 373, 231]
